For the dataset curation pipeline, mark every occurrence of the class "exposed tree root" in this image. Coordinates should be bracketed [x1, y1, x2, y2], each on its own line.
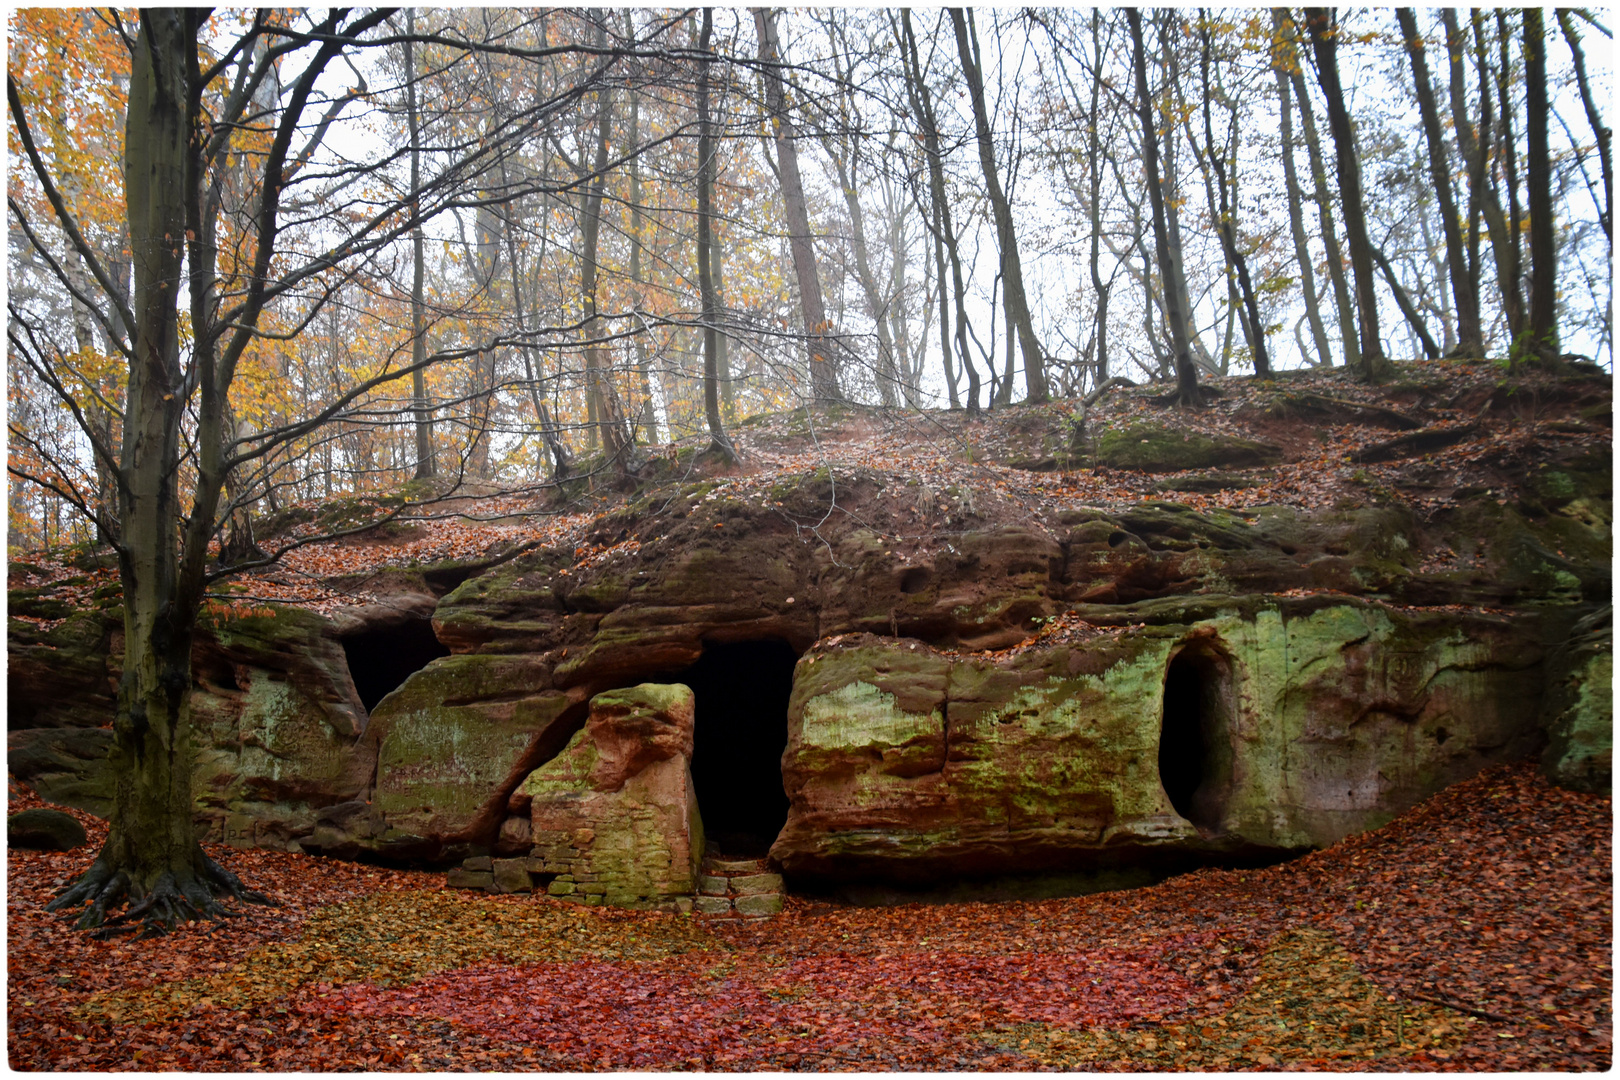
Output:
[45, 850, 275, 938]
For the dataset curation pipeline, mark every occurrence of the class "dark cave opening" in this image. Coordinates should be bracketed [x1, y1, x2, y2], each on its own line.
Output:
[342, 617, 451, 713]
[1157, 642, 1234, 833]
[672, 639, 798, 859]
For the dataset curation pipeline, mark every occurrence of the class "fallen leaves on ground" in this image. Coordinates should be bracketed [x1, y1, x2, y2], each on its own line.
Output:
[11, 362, 1607, 626]
[8, 761, 1609, 1071]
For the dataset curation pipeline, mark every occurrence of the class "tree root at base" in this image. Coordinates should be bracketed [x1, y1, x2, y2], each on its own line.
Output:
[45, 850, 276, 938]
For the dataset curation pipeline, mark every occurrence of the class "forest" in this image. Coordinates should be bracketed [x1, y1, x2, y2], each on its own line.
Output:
[5, 7, 1613, 1072]
[9, 7, 1612, 551]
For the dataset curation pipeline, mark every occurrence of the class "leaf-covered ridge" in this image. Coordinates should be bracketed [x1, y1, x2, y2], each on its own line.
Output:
[8, 761, 1609, 1070]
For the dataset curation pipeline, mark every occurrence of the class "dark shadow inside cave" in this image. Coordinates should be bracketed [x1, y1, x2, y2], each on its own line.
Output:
[342, 617, 450, 713]
[672, 639, 798, 858]
[1157, 641, 1235, 833]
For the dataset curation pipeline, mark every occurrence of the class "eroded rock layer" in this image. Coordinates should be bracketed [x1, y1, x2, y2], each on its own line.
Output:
[8, 368, 1611, 903]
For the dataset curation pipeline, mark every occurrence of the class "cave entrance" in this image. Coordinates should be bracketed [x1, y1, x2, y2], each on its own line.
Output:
[674, 639, 797, 859]
[1157, 640, 1235, 833]
[343, 617, 450, 713]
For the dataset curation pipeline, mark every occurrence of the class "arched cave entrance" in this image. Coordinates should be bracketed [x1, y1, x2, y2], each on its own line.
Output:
[1157, 640, 1235, 833]
[343, 617, 451, 713]
[673, 639, 797, 858]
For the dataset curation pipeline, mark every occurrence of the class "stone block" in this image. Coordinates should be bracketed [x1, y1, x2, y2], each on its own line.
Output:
[492, 858, 533, 893]
[578, 882, 608, 894]
[463, 855, 493, 871]
[224, 813, 256, 850]
[674, 897, 694, 914]
[730, 872, 784, 896]
[734, 892, 784, 916]
[694, 895, 733, 915]
[547, 879, 576, 896]
[310, 825, 352, 852]
[698, 874, 730, 896]
[6, 809, 86, 852]
[447, 868, 494, 890]
[499, 815, 533, 849]
[706, 858, 764, 874]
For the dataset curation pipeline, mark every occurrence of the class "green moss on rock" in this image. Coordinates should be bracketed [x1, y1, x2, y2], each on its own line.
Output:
[1096, 424, 1283, 473]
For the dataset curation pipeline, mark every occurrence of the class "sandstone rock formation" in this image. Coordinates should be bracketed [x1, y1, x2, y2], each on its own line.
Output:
[7, 808, 87, 851]
[9, 365, 1611, 908]
[517, 683, 704, 909]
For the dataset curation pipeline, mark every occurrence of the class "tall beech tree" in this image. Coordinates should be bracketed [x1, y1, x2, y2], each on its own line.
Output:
[1269, 10, 1332, 367]
[753, 7, 842, 402]
[696, 9, 738, 462]
[1304, 7, 1391, 381]
[1195, 12, 1270, 377]
[950, 8, 1049, 404]
[1127, 9, 1204, 405]
[1395, 8, 1482, 358]
[1521, 7, 1559, 365]
[7, 8, 634, 933]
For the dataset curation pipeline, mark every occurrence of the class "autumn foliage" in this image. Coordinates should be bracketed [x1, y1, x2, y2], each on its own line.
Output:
[8, 762, 1609, 1070]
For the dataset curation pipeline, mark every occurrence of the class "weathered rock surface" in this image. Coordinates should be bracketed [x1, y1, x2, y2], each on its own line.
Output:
[772, 597, 1543, 881]
[8, 602, 382, 853]
[7, 367, 1611, 906]
[360, 653, 579, 860]
[7, 808, 87, 851]
[502, 683, 704, 909]
[1540, 606, 1613, 794]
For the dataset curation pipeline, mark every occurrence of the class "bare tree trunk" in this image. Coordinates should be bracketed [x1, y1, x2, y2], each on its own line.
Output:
[1439, 9, 1486, 317]
[1493, 11, 1528, 350]
[1557, 10, 1611, 245]
[1128, 9, 1202, 405]
[1304, 8, 1391, 381]
[1280, 9, 1359, 370]
[881, 164, 923, 407]
[60, 243, 123, 539]
[1159, 17, 1212, 377]
[824, 141, 900, 406]
[925, 193, 958, 408]
[1521, 7, 1559, 364]
[48, 9, 267, 934]
[405, 10, 434, 479]
[1271, 11, 1333, 367]
[623, 73, 659, 445]
[1197, 15, 1270, 376]
[709, 238, 734, 420]
[1396, 8, 1482, 357]
[949, 8, 1048, 404]
[1087, 10, 1111, 385]
[1370, 244, 1441, 358]
[900, 10, 978, 411]
[1442, 8, 1517, 354]
[578, 15, 631, 472]
[697, 11, 737, 462]
[754, 7, 840, 402]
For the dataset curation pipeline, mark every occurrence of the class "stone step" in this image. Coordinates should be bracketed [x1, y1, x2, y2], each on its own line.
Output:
[692, 851, 785, 917]
[702, 856, 768, 875]
[692, 891, 785, 918]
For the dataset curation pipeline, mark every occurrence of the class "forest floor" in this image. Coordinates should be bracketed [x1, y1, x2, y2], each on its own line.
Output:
[11, 356, 1609, 619]
[8, 761, 1610, 1072]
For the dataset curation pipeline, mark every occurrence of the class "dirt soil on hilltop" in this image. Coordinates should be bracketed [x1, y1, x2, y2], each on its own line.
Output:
[8, 761, 1609, 1071]
[11, 359, 1607, 617]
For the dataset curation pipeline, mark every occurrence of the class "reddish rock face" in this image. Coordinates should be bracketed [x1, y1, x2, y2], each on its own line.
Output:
[9, 375, 1611, 891]
[520, 684, 704, 910]
[585, 683, 695, 792]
